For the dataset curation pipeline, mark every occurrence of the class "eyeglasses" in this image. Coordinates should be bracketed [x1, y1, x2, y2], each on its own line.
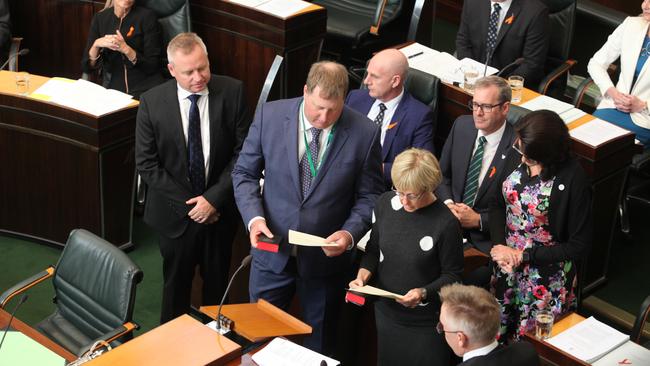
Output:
[392, 188, 424, 201]
[467, 101, 506, 113]
[436, 321, 462, 335]
[512, 142, 524, 156]
[512, 141, 540, 166]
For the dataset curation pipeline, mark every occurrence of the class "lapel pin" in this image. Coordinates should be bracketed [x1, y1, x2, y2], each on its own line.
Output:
[501, 154, 506, 159]
[127, 26, 135, 38]
[504, 15, 514, 25]
[558, 184, 565, 191]
[489, 166, 497, 178]
[387, 122, 398, 130]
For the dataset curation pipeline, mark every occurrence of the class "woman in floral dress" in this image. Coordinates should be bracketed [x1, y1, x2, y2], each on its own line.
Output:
[489, 110, 592, 341]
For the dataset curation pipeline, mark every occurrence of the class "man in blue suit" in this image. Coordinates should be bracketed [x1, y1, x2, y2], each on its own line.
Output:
[232, 61, 384, 354]
[346, 49, 435, 189]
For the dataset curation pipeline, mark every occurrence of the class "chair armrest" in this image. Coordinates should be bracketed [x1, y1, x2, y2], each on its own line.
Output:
[370, 0, 389, 35]
[0, 266, 55, 308]
[572, 76, 595, 108]
[537, 59, 577, 95]
[76, 322, 139, 357]
[631, 294, 650, 344]
[348, 65, 367, 85]
[8, 37, 23, 72]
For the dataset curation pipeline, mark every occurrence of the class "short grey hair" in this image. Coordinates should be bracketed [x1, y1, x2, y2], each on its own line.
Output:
[167, 32, 208, 64]
[474, 76, 512, 103]
[439, 284, 500, 346]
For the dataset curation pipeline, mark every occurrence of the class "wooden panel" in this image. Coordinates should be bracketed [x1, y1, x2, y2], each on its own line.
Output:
[9, 0, 104, 78]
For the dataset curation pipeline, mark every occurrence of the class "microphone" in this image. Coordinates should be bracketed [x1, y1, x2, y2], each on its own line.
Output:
[483, 47, 495, 77]
[215, 255, 252, 332]
[0, 294, 29, 352]
[496, 58, 525, 77]
[0, 49, 30, 71]
[321, 361, 327, 366]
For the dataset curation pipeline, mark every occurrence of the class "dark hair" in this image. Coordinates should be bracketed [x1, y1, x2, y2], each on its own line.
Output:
[515, 110, 571, 180]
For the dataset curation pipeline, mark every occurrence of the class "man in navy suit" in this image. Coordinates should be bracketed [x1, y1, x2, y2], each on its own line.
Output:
[439, 283, 540, 365]
[346, 49, 435, 189]
[232, 61, 384, 353]
[437, 76, 515, 286]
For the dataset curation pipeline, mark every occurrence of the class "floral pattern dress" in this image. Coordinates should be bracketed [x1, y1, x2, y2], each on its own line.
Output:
[491, 165, 577, 340]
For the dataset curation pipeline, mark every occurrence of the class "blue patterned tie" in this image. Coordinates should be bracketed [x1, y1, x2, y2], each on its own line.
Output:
[486, 3, 501, 56]
[374, 103, 387, 126]
[187, 94, 205, 196]
[299, 127, 322, 199]
[463, 136, 487, 206]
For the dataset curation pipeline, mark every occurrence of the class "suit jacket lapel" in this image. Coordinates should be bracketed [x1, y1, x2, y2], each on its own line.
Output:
[167, 83, 190, 186]
[456, 124, 478, 198]
[284, 100, 302, 197]
[207, 83, 224, 183]
[382, 93, 408, 161]
[494, 0, 522, 51]
[629, 21, 650, 93]
[475, 123, 514, 202]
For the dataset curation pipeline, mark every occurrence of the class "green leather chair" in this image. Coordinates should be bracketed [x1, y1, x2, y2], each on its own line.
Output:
[138, 0, 191, 57]
[0, 229, 143, 356]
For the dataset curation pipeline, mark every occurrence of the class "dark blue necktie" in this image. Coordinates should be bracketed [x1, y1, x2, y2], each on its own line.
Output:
[187, 94, 205, 196]
[486, 3, 501, 55]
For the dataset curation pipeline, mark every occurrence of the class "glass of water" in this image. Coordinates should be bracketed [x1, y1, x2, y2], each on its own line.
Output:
[508, 75, 524, 103]
[15, 72, 30, 95]
[463, 66, 480, 93]
[535, 309, 554, 340]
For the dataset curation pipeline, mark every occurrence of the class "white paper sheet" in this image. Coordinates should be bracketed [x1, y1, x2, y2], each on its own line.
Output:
[569, 118, 631, 146]
[288, 230, 339, 247]
[31, 78, 133, 116]
[558, 107, 587, 124]
[592, 340, 650, 366]
[546, 316, 629, 363]
[252, 337, 340, 366]
[256, 0, 311, 19]
[347, 285, 404, 299]
[519, 94, 574, 115]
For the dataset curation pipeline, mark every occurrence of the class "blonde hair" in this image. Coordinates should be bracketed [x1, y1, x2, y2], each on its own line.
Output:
[167, 33, 208, 64]
[439, 284, 500, 345]
[104, 0, 112, 9]
[391, 148, 442, 194]
[305, 61, 349, 99]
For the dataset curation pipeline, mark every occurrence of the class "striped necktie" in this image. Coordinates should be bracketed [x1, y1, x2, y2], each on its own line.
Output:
[463, 136, 487, 206]
[299, 127, 322, 199]
[486, 3, 501, 55]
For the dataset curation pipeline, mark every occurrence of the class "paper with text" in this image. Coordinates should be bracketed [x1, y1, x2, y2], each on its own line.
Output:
[569, 118, 631, 146]
[347, 285, 404, 299]
[519, 94, 574, 115]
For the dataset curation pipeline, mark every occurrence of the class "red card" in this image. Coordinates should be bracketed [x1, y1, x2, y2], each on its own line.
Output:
[256, 241, 279, 252]
[345, 291, 366, 306]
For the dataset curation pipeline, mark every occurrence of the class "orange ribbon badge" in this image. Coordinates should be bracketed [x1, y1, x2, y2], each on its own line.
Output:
[387, 122, 398, 130]
[504, 15, 514, 25]
[126, 26, 135, 38]
[489, 166, 497, 178]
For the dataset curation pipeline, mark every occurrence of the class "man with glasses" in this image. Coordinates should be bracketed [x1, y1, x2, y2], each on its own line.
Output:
[437, 76, 516, 287]
[439, 283, 539, 365]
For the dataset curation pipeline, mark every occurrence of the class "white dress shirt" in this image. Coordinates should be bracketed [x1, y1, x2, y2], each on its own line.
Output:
[177, 84, 211, 180]
[463, 340, 499, 362]
[492, 0, 513, 34]
[474, 121, 506, 187]
[367, 89, 404, 145]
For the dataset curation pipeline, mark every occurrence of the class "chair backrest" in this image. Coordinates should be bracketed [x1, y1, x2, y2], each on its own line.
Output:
[404, 68, 440, 112]
[506, 104, 530, 125]
[406, 0, 426, 41]
[138, 0, 191, 51]
[256, 54, 284, 115]
[8, 37, 23, 72]
[51, 229, 143, 350]
[540, 0, 576, 63]
[631, 294, 650, 345]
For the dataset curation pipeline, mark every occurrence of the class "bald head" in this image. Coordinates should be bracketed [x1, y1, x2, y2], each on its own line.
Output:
[364, 49, 409, 102]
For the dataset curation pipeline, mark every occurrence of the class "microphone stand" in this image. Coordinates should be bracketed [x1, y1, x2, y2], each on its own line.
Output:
[0, 294, 29, 352]
[215, 255, 252, 334]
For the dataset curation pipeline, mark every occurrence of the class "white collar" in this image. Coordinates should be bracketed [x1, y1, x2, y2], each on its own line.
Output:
[377, 88, 404, 110]
[463, 340, 499, 362]
[490, 0, 512, 10]
[478, 121, 507, 146]
[176, 83, 209, 101]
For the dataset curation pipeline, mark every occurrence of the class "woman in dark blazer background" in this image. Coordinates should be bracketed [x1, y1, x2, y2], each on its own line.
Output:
[489, 110, 592, 341]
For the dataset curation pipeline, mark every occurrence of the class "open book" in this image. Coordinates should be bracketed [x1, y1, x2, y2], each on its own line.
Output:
[546, 316, 630, 363]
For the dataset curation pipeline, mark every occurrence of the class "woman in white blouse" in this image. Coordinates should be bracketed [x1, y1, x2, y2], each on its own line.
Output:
[587, 0, 650, 148]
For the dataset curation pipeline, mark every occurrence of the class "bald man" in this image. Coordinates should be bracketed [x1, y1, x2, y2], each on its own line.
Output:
[346, 49, 435, 189]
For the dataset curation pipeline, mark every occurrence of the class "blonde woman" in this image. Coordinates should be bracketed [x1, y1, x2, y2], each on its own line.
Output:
[349, 148, 464, 366]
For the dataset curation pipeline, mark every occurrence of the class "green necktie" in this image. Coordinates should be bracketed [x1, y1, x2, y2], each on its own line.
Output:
[463, 136, 487, 206]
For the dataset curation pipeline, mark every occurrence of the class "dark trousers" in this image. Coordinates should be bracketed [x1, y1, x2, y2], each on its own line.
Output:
[158, 218, 235, 323]
[249, 256, 346, 355]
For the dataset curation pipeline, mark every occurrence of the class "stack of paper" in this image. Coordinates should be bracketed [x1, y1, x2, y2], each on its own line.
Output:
[31, 78, 133, 117]
[569, 118, 631, 146]
[252, 337, 340, 366]
[229, 0, 311, 18]
[519, 94, 573, 115]
[399, 43, 498, 84]
[546, 316, 630, 363]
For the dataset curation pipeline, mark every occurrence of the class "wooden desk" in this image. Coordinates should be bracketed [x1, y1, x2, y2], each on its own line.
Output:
[437, 82, 635, 296]
[0, 71, 138, 248]
[0, 308, 76, 362]
[87, 314, 241, 366]
[190, 0, 326, 111]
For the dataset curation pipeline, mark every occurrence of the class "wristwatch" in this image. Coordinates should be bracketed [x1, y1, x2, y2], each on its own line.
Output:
[420, 287, 427, 301]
